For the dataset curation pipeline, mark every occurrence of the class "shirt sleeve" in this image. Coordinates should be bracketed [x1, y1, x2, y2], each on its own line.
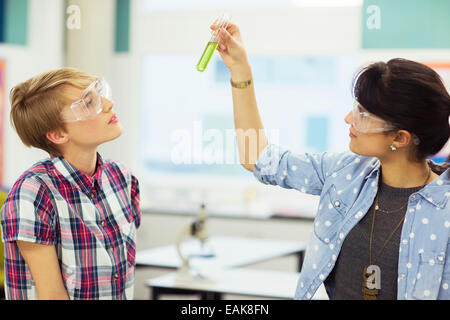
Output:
[0, 176, 56, 245]
[130, 174, 141, 229]
[253, 144, 356, 196]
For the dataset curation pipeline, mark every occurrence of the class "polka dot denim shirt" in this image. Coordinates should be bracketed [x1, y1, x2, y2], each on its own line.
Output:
[254, 145, 450, 300]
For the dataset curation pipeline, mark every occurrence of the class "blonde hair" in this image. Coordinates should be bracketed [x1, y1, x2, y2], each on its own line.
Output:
[10, 67, 97, 156]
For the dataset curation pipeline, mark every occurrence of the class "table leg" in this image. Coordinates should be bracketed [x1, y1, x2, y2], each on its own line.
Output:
[298, 251, 304, 272]
[151, 287, 161, 300]
[150, 286, 223, 300]
[200, 291, 223, 300]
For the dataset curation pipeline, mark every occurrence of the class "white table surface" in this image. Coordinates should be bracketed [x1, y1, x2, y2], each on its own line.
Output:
[136, 236, 306, 269]
[146, 268, 328, 300]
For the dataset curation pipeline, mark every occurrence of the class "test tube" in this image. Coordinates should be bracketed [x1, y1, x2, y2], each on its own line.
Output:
[196, 13, 230, 72]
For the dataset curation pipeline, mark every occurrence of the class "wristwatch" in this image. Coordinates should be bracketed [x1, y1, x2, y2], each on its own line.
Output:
[230, 78, 252, 89]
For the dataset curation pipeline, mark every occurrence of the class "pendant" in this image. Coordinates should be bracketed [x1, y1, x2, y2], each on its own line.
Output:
[362, 265, 381, 300]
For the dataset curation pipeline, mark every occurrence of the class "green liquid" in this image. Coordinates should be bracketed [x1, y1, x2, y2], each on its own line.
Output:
[196, 41, 218, 72]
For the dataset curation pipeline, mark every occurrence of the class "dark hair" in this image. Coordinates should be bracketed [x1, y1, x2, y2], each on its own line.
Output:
[352, 58, 450, 161]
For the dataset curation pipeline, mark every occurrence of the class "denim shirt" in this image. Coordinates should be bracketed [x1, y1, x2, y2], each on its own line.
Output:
[253, 144, 450, 300]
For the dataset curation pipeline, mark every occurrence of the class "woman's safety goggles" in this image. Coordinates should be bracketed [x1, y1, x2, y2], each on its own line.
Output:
[64, 78, 111, 122]
[352, 100, 397, 133]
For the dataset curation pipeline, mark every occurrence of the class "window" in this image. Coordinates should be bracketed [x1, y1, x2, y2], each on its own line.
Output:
[139, 54, 358, 178]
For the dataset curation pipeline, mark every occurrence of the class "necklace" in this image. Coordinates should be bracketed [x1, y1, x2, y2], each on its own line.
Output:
[374, 166, 431, 214]
[374, 201, 408, 214]
[362, 166, 431, 300]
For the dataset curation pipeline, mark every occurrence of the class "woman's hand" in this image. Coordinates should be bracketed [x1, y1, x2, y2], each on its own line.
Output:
[211, 22, 250, 73]
[211, 21, 265, 172]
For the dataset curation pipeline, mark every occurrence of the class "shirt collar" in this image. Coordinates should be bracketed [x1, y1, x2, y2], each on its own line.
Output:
[364, 158, 381, 180]
[51, 153, 104, 194]
[419, 161, 450, 208]
[365, 158, 449, 208]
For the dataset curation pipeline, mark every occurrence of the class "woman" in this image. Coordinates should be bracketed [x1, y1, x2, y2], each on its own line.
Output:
[212, 23, 450, 300]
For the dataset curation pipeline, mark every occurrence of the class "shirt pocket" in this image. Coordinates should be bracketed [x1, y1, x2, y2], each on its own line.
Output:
[412, 251, 445, 300]
[313, 184, 347, 244]
[109, 191, 136, 237]
[115, 206, 137, 268]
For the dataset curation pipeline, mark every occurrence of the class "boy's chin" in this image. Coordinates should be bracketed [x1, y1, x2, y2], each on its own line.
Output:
[106, 124, 123, 142]
[96, 131, 123, 147]
[106, 129, 123, 142]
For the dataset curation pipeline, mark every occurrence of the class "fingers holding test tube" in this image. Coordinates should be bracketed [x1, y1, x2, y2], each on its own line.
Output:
[197, 14, 231, 72]
[210, 22, 249, 72]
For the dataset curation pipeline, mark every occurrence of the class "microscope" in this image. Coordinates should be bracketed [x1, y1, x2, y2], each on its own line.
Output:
[175, 203, 215, 279]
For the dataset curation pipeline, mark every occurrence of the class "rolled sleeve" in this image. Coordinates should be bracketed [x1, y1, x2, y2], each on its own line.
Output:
[1, 177, 55, 245]
[253, 144, 356, 196]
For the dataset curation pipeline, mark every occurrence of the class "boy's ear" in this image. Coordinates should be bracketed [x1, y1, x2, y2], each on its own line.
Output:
[46, 129, 69, 145]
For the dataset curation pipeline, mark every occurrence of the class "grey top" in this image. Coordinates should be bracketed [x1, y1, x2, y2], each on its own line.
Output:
[324, 181, 423, 300]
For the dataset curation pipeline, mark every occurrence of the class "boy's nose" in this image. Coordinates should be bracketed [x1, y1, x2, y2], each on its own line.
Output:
[102, 97, 114, 112]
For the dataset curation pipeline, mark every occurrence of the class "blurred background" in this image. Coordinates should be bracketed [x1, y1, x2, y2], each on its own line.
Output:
[0, 0, 449, 299]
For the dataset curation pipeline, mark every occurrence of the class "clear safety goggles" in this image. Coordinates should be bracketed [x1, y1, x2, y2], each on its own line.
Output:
[352, 100, 397, 133]
[64, 78, 111, 122]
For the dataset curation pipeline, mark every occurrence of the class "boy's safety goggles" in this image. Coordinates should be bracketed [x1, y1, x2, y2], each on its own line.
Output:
[352, 100, 397, 133]
[64, 78, 111, 122]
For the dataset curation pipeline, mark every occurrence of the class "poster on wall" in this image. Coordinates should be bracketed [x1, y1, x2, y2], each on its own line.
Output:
[0, 60, 4, 185]
[362, 0, 450, 49]
[424, 62, 450, 162]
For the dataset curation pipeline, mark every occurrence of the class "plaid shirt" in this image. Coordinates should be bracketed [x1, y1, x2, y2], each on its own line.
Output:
[0, 154, 140, 300]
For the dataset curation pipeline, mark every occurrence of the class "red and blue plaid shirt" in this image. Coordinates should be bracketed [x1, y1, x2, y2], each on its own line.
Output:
[0, 154, 140, 300]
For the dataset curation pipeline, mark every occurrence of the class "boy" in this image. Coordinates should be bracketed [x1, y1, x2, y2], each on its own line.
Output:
[0, 68, 140, 300]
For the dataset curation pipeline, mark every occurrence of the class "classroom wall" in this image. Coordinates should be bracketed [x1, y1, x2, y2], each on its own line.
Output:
[120, 3, 450, 209]
[0, 0, 64, 187]
[2, 1, 449, 188]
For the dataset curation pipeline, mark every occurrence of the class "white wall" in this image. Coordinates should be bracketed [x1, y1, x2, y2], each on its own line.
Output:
[0, 0, 64, 187]
[66, 0, 115, 77]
